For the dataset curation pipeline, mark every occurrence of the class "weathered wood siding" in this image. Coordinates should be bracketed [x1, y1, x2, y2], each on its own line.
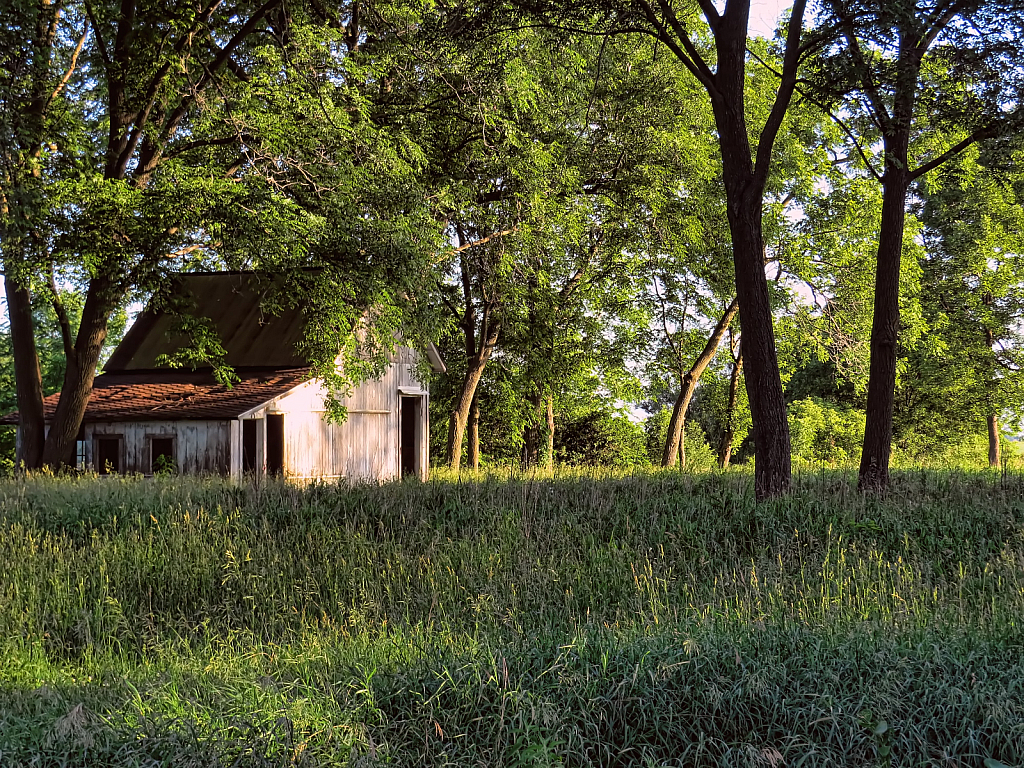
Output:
[72, 347, 430, 481]
[83, 420, 231, 475]
[236, 346, 429, 481]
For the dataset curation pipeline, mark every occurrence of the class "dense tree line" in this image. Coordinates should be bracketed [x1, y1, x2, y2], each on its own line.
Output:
[2, 0, 1023, 493]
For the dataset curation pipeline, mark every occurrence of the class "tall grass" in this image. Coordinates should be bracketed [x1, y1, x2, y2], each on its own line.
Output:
[1, 469, 1023, 766]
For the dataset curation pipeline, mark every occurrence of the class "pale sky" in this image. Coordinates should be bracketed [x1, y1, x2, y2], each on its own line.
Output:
[749, 0, 795, 38]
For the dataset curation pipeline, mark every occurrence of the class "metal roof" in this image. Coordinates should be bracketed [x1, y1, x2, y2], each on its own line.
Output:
[105, 273, 308, 371]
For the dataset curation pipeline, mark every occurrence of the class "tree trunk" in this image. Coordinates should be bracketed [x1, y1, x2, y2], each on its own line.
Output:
[40, 279, 118, 468]
[523, 389, 542, 467]
[446, 355, 488, 471]
[468, 394, 480, 470]
[858, 142, 911, 491]
[715, 126, 791, 497]
[545, 393, 554, 469]
[708, 12, 792, 498]
[988, 414, 1001, 468]
[663, 297, 739, 467]
[446, 320, 500, 471]
[4, 276, 46, 469]
[719, 348, 744, 469]
[2, 3, 61, 470]
[522, 389, 554, 469]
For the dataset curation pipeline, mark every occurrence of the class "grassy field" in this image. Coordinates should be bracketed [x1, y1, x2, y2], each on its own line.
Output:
[0, 469, 1022, 767]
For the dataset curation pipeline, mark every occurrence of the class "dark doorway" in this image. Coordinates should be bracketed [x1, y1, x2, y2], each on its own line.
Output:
[266, 414, 285, 476]
[400, 396, 421, 477]
[242, 420, 258, 472]
[96, 436, 122, 475]
[150, 437, 175, 474]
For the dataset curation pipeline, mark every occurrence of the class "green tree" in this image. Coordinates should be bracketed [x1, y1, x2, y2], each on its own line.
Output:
[810, 0, 1024, 489]
[1, 1, 447, 468]
[505, 0, 845, 497]
[895, 146, 1024, 462]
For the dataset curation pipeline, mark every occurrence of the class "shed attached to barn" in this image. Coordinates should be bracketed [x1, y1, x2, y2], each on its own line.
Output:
[5, 273, 445, 481]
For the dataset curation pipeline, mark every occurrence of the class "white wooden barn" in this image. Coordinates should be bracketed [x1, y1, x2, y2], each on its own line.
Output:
[8, 273, 445, 481]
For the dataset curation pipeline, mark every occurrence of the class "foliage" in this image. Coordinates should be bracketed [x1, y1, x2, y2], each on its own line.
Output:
[788, 396, 866, 467]
[554, 410, 649, 468]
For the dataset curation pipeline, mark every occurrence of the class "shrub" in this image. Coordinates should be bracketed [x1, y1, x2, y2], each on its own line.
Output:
[555, 410, 649, 468]
[788, 397, 865, 466]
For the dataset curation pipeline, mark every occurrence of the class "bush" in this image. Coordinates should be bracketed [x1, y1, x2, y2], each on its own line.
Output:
[788, 397, 865, 466]
[555, 410, 649, 468]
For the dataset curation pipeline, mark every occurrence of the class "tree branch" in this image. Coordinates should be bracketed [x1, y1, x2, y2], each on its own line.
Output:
[636, 0, 718, 95]
[910, 122, 1004, 180]
[46, 265, 76, 363]
[753, 0, 809, 185]
[47, 24, 88, 107]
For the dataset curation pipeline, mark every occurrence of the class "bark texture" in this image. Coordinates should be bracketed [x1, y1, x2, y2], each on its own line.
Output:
[662, 298, 739, 468]
[5, 277, 45, 468]
[704, 2, 803, 498]
[858, 138, 911, 491]
[1, 2, 61, 469]
[468, 395, 480, 470]
[41, 278, 118, 467]
[445, 320, 499, 471]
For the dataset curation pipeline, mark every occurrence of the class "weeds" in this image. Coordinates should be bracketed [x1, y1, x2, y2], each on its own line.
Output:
[1, 469, 1022, 766]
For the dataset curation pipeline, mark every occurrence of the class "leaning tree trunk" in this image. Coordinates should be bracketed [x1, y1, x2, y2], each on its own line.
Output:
[446, 321, 500, 471]
[663, 297, 739, 468]
[858, 140, 911, 491]
[446, 357, 489, 471]
[988, 414, 1001, 468]
[41, 279, 118, 468]
[719, 348, 744, 469]
[4, 275, 46, 469]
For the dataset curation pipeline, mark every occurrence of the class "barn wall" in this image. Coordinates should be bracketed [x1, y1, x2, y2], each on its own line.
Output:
[84, 420, 231, 475]
[238, 346, 429, 481]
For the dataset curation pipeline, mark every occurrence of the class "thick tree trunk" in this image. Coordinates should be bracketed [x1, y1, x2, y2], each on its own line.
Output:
[40, 280, 117, 468]
[707, 9, 793, 498]
[468, 394, 480, 470]
[702, 0, 800, 499]
[4, 276, 46, 469]
[663, 297, 739, 468]
[858, 149, 911, 491]
[2, 4, 61, 470]
[716, 150, 791, 497]
[988, 414, 1001, 468]
[719, 349, 744, 469]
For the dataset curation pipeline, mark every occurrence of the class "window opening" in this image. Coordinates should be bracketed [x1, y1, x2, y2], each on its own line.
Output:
[266, 414, 284, 476]
[151, 437, 175, 474]
[96, 436, 122, 475]
[242, 420, 258, 472]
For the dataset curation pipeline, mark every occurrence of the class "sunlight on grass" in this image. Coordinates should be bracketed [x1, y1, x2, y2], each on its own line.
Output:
[1, 470, 1022, 765]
